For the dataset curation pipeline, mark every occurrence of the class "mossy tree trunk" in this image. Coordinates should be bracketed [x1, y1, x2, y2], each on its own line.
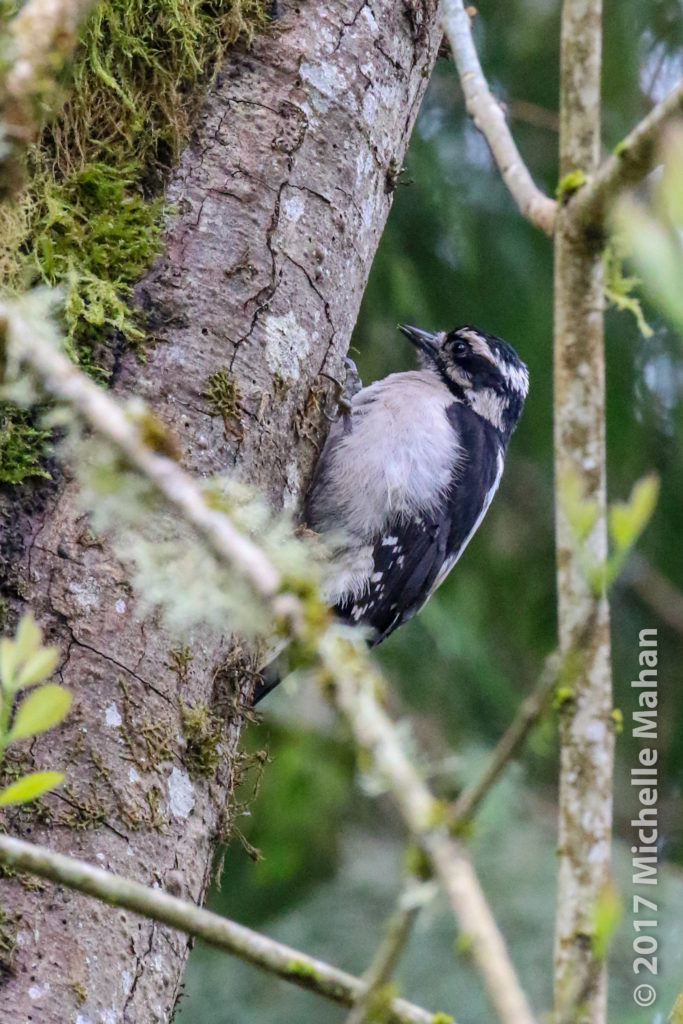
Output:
[0, 1, 441, 1020]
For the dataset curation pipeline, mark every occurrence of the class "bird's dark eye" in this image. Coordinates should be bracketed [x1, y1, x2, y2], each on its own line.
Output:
[452, 341, 468, 356]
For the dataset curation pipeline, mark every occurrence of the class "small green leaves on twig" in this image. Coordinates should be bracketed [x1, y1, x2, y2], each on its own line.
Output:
[606, 473, 660, 587]
[0, 612, 59, 694]
[0, 612, 70, 806]
[560, 469, 660, 594]
[8, 683, 71, 742]
[0, 771, 66, 808]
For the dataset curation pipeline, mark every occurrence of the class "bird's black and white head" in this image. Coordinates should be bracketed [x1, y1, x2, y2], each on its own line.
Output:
[399, 323, 529, 441]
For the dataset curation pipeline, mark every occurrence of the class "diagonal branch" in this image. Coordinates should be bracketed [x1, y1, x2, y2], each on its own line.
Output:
[569, 79, 683, 231]
[323, 635, 539, 1024]
[344, 877, 429, 1024]
[440, 0, 557, 235]
[1, 302, 283, 601]
[0, 834, 443, 1024]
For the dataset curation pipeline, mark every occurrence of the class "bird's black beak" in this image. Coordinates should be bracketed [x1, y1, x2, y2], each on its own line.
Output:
[398, 324, 439, 360]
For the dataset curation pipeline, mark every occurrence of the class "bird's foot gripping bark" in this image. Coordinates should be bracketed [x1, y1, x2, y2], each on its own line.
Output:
[321, 357, 362, 430]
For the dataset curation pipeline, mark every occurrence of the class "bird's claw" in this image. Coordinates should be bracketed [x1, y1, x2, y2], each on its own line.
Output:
[320, 358, 362, 426]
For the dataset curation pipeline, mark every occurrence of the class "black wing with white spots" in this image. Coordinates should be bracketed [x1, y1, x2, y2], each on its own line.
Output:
[335, 403, 503, 643]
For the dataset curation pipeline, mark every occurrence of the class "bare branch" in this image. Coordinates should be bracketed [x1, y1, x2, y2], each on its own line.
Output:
[323, 635, 539, 1024]
[452, 652, 560, 824]
[0, 834, 441, 1024]
[440, 0, 557, 235]
[0, 0, 98, 195]
[345, 878, 428, 1024]
[570, 80, 683, 231]
[508, 99, 559, 134]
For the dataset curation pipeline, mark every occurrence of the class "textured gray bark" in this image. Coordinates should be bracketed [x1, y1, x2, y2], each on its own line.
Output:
[0, 1, 441, 1021]
[553, 1, 613, 1021]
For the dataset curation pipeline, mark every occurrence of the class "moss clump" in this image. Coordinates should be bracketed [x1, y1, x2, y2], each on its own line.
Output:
[0, 0, 270, 482]
[180, 700, 223, 779]
[553, 684, 575, 709]
[272, 369, 290, 398]
[166, 645, 192, 685]
[403, 844, 433, 881]
[286, 959, 318, 980]
[204, 366, 243, 436]
[0, 903, 20, 977]
[556, 169, 587, 201]
[70, 979, 88, 1007]
[366, 982, 397, 1022]
[20, 163, 163, 374]
[0, 406, 51, 484]
[60, 785, 108, 830]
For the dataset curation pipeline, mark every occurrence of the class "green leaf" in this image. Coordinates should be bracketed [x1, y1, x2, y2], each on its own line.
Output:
[608, 474, 660, 552]
[0, 770, 64, 806]
[13, 647, 60, 691]
[0, 638, 19, 690]
[14, 612, 43, 664]
[8, 684, 72, 742]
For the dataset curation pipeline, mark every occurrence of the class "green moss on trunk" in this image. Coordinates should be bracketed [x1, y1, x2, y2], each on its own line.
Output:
[0, 0, 269, 483]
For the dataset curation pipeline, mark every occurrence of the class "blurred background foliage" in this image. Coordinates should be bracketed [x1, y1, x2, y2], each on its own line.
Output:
[180, 0, 683, 1018]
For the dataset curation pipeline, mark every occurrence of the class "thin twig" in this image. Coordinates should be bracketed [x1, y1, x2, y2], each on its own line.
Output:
[452, 651, 561, 824]
[570, 79, 683, 231]
[322, 634, 539, 1024]
[440, 0, 557, 235]
[0, 834, 442, 1024]
[508, 99, 559, 134]
[345, 878, 429, 1024]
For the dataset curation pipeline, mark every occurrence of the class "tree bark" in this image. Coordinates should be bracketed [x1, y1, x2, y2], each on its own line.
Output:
[553, 1, 613, 1022]
[0, 2, 441, 1020]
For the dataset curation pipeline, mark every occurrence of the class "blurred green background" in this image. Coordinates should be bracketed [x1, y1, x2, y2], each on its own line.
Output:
[178, 1, 683, 1020]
